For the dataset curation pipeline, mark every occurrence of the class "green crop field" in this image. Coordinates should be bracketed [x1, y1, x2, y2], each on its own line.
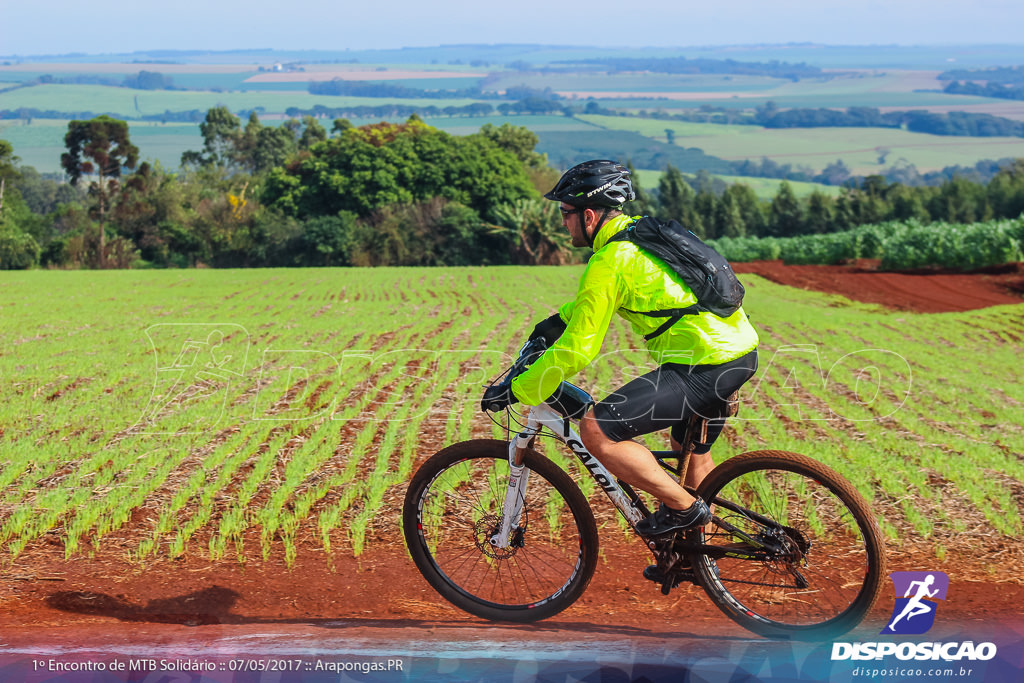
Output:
[1, 268, 1021, 575]
[631, 169, 841, 200]
[579, 114, 1024, 175]
[1, 119, 204, 174]
[487, 72, 784, 95]
[506, 70, 999, 111]
[0, 84, 487, 118]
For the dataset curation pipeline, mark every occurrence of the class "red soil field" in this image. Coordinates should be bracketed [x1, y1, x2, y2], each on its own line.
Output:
[734, 259, 1024, 313]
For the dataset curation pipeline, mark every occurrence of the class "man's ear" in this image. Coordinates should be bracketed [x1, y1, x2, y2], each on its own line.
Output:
[583, 207, 596, 231]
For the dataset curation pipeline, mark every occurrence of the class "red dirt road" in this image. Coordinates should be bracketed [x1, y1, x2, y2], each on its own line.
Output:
[3, 541, 1023, 632]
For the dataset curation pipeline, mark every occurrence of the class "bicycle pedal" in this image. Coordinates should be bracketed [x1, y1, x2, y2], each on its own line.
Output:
[643, 565, 696, 592]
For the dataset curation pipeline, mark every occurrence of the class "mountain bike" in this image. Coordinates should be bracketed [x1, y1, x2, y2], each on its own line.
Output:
[402, 339, 887, 639]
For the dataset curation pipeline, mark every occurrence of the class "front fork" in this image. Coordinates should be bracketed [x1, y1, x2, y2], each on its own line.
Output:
[488, 427, 537, 550]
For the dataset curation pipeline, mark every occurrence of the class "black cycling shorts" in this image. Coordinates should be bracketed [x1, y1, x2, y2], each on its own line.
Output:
[590, 349, 758, 449]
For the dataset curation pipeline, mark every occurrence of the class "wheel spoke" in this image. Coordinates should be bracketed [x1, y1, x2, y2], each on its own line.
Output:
[403, 440, 597, 621]
[695, 451, 885, 638]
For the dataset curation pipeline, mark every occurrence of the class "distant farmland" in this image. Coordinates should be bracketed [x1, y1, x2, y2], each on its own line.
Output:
[4, 52, 1024, 181]
[579, 114, 1024, 175]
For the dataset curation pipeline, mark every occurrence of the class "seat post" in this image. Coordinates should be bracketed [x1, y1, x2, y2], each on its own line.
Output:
[675, 413, 705, 489]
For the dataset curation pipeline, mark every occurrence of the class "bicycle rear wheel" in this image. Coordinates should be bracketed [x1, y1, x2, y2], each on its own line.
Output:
[694, 450, 886, 639]
[403, 439, 598, 622]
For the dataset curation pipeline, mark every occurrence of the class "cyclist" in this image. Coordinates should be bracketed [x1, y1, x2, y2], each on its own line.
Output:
[485, 160, 759, 549]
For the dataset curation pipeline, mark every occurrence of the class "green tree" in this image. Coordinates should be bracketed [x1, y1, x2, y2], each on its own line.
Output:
[110, 162, 192, 265]
[476, 123, 545, 168]
[60, 115, 139, 262]
[931, 176, 991, 223]
[0, 140, 16, 226]
[301, 212, 359, 266]
[714, 187, 747, 238]
[625, 161, 657, 217]
[657, 165, 703, 234]
[0, 139, 18, 184]
[987, 160, 1024, 218]
[0, 156, 41, 269]
[490, 198, 573, 265]
[10, 165, 82, 216]
[694, 188, 718, 239]
[262, 117, 534, 224]
[728, 183, 767, 237]
[359, 198, 496, 267]
[0, 213, 41, 269]
[768, 181, 803, 237]
[183, 107, 305, 176]
[123, 70, 172, 90]
[474, 122, 557, 195]
[297, 116, 328, 150]
[888, 185, 930, 222]
[817, 159, 852, 186]
[181, 106, 242, 170]
[803, 190, 835, 234]
[238, 112, 298, 175]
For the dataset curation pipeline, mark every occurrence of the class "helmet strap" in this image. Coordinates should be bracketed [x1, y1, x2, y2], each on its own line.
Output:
[585, 207, 612, 248]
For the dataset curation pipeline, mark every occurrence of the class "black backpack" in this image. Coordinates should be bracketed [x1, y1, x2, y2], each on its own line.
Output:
[607, 216, 745, 340]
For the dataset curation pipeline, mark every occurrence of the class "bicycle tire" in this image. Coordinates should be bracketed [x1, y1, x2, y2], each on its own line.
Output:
[402, 439, 599, 622]
[693, 450, 887, 640]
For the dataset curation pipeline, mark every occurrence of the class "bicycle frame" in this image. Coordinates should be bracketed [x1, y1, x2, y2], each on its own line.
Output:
[489, 403, 791, 566]
[490, 402, 649, 550]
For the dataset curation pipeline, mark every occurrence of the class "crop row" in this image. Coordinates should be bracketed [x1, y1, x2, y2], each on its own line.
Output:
[711, 217, 1024, 270]
[0, 267, 1021, 572]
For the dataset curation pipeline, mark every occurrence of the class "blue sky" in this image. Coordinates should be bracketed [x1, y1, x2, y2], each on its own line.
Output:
[4, 0, 1022, 56]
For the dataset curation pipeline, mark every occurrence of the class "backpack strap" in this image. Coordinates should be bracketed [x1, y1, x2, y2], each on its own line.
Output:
[622, 305, 702, 341]
[611, 220, 704, 340]
[605, 220, 640, 246]
[606, 228, 632, 244]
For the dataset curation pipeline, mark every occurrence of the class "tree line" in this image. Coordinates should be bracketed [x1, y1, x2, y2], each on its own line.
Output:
[1, 71, 175, 92]
[0, 110, 569, 269]
[636, 163, 1024, 243]
[586, 100, 1024, 140]
[939, 66, 1024, 85]
[943, 80, 1024, 102]
[557, 56, 822, 80]
[1, 89, 565, 124]
[2, 107, 1024, 270]
[755, 102, 1024, 137]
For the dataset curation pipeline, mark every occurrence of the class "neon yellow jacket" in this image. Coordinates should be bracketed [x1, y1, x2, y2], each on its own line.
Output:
[511, 214, 759, 406]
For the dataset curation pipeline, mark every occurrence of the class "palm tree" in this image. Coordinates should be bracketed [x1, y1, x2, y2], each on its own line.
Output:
[489, 198, 576, 265]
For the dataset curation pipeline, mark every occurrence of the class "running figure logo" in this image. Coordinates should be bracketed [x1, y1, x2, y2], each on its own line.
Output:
[134, 324, 250, 434]
[882, 571, 949, 635]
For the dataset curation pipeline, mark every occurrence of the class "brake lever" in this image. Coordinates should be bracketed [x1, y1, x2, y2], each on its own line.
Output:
[480, 338, 549, 413]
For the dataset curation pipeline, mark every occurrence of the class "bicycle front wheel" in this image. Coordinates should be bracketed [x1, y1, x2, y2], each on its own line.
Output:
[694, 450, 886, 639]
[402, 439, 598, 622]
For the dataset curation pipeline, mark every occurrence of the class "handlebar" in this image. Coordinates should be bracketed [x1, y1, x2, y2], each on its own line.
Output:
[480, 338, 547, 413]
[481, 339, 594, 421]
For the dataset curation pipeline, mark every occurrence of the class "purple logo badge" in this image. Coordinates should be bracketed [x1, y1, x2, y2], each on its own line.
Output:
[882, 571, 949, 635]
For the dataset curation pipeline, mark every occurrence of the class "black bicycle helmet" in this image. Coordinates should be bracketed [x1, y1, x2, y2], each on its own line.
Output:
[544, 159, 636, 208]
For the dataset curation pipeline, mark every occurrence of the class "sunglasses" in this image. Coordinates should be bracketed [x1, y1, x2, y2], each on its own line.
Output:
[559, 206, 582, 217]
